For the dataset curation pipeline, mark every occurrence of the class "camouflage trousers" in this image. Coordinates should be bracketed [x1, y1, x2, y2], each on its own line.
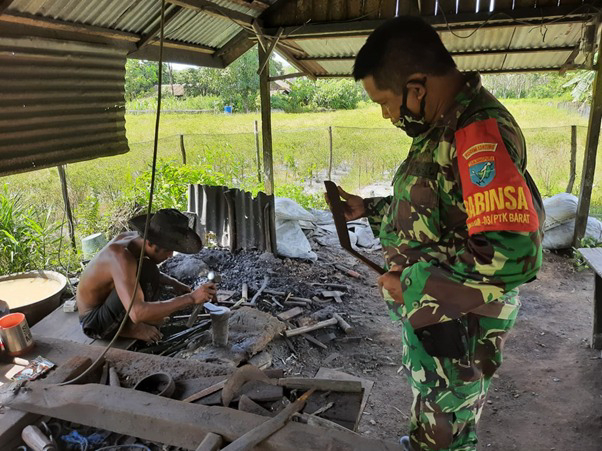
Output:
[399, 311, 518, 451]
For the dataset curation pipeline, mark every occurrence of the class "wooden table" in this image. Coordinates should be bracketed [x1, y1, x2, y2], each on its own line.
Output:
[578, 247, 602, 349]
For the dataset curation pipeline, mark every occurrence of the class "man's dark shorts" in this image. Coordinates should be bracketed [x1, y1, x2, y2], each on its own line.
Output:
[79, 258, 160, 340]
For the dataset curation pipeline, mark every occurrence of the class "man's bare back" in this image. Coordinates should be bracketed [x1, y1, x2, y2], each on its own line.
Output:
[77, 231, 141, 316]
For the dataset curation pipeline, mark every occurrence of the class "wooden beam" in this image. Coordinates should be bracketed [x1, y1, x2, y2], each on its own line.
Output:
[7, 383, 404, 451]
[0, 11, 140, 42]
[0, 0, 16, 16]
[168, 0, 255, 26]
[158, 39, 215, 54]
[258, 44, 274, 196]
[573, 28, 602, 247]
[298, 46, 576, 61]
[269, 72, 305, 81]
[129, 44, 223, 68]
[218, 29, 254, 65]
[274, 44, 317, 80]
[225, 0, 268, 12]
[137, 6, 183, 49]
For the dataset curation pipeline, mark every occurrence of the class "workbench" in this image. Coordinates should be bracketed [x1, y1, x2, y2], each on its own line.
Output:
[579, 247, 602, 349]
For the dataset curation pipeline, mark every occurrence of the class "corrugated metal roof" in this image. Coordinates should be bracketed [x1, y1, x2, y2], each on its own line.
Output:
[165, 8, 240, 48]
[0, 35, 129, 175]
[211, 0, 263, 17]
[188, 184, 276, 252]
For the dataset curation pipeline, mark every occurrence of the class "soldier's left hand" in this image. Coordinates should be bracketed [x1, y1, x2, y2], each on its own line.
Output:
[378, 270, 404, 302]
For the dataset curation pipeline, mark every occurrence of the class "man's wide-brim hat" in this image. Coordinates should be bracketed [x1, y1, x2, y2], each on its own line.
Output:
[128, 209, 202, 254]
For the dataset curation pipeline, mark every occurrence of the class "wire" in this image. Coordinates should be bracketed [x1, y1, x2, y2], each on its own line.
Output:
[436, 3, 600, 40]
[58, 0, 167, 387]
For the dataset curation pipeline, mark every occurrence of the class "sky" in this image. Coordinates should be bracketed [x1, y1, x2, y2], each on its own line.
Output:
[171, 51, 289, 71]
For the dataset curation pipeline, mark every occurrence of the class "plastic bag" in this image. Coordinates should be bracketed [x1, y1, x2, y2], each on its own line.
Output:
[276, 219, 318, 261]
[275, 197, 315, 221]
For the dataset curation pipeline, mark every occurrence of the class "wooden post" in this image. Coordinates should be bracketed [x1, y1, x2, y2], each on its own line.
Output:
[328, 126, 333, 181]
[57, 165, 77, 253]
[258, 44, 274, 195]
[168, 63, 175, 96]
[254, 120, 262, 183]
[573, 36, 602, 248]
[179, 134, 187, 165]
[566, 125, 577, 193]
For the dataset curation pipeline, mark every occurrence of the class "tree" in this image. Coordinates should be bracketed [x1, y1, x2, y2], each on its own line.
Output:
[125, 60, 158, 100]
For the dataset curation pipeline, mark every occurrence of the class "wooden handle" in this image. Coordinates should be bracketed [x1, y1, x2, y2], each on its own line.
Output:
[195, 432, 223, 451]
[333, 313, 353, 334]
[284, 318, 337, 337]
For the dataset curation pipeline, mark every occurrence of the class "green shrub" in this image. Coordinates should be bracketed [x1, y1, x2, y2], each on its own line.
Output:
[0, 188, 62, 274]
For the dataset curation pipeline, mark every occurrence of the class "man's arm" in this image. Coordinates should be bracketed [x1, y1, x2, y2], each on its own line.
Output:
[364, 196, 393, 237]
[159, 272, 191, 294]
[110, 248, 213, 324]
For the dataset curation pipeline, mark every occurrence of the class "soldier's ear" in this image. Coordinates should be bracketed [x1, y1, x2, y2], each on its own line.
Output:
[406, 75, 427, 102]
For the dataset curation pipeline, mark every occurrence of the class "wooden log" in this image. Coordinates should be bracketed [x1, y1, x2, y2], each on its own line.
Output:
[6, 383, 403, 450]
[196, 432, 223, 451]
[302, 334, 327, 349]
[284, 318, 337, 337]
[238, 394, 274, 417]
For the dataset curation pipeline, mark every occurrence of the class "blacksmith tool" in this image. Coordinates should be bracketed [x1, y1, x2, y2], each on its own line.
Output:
[204, 302, 231, 347]
[187, 271, 221, 327]
[324, 181, 385, 275]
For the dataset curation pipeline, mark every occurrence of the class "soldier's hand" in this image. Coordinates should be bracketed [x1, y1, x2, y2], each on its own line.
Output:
[378, 270, 404, 302]
[324, 185, 365, 221]
[190, 282, 217, 305]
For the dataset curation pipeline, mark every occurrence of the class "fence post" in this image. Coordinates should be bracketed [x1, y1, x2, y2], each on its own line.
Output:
[254, 120, 262, 183]
[566, 125, 577, 193]
[328, 126, 333, 181]
[179, 134, 187, 165]
[57, 165, 77, 253]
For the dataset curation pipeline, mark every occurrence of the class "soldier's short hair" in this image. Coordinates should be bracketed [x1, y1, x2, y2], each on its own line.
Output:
[353, 16, 456, 94]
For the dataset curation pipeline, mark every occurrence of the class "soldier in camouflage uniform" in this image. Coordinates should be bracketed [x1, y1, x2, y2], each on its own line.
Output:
[334, 17, 544, 450]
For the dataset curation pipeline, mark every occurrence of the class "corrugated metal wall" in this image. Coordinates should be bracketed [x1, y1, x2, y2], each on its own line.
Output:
[0, 35, 129, 176]
[188, 184, 276, 253]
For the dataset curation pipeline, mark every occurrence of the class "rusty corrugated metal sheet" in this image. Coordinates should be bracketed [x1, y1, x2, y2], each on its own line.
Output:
[188, 185, 276, 253]
[0, 35, 128, 176]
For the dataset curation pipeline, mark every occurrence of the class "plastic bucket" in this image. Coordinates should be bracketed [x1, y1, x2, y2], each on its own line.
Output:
[224, 105, 233, 114]
[0, 312, 34, 356]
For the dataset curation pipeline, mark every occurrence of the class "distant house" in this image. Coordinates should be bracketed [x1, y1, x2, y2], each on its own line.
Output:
[269, 80, 291, 95]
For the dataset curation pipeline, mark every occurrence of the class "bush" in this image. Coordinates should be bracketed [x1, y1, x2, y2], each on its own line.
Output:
[0, 188, 62, 274]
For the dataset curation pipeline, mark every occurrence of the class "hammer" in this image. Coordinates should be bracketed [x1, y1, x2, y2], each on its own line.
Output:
[186, 271, 220, 328]
[284, 313, 353, 337]
[320, 290, 344, 303]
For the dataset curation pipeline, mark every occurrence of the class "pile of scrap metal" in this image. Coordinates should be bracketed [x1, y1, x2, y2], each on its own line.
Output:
[2, 357, 403, 450]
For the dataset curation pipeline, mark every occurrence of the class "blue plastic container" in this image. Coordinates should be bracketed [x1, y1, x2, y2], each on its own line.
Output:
[224, 105, 233, 114]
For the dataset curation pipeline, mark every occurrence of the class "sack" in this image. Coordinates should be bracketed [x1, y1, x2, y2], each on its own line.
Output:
[543, 193, 578, 231]
[542, 216, 602, 249]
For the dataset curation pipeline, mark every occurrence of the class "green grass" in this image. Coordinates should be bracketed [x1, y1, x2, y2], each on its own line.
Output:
[1, 98, 601, 255]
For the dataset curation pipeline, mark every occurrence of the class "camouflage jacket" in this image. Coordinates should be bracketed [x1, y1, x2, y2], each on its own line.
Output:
[365, 73, 544, 330]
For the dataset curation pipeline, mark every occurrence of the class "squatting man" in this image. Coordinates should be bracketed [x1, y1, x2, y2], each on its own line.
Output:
[76, 208, 216, 342]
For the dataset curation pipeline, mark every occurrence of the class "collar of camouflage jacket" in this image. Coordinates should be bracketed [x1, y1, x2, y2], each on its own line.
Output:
[435, 71, 482, 131]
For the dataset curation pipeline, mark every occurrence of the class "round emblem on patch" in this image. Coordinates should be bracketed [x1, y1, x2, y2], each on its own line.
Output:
[469, 156, 495, 187]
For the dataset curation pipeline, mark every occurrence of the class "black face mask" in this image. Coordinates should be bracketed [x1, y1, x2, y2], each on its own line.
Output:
[392, 79, 430, 138]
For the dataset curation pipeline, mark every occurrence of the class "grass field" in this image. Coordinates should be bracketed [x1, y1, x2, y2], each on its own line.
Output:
[2, 99, 601, 246]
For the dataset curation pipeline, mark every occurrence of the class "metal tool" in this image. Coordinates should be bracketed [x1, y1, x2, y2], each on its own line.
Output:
[324, 180, 385, 275]
[186, 271, 221, 327]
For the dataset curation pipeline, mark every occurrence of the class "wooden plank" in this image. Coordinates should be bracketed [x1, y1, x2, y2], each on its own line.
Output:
[566, 125, 577, 193]
[31, 305, 135, 350]
[168, 0, 255, 26]
[578, 247, 602, 349]
[277, 307, 304, 321]
[315, 367, 374, 432]
[7, 383, 404, 451]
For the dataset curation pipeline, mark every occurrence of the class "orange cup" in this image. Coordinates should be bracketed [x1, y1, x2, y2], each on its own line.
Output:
[0, 312, 34, 356]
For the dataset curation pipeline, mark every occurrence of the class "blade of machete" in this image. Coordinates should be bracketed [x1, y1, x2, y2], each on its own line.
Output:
[324, 180, 386, 275]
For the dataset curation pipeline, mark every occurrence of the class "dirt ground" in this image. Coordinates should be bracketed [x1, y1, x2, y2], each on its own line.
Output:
[285, 249, 602, 451]
[159, 242, 602, 450]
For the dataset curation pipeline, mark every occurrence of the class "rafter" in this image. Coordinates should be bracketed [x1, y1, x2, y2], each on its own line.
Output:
[168, 0, 256, 26]
[0, 0, 17, 16]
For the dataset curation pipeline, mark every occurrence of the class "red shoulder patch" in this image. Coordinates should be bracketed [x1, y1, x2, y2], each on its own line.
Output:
[455, 118, 539, 235]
